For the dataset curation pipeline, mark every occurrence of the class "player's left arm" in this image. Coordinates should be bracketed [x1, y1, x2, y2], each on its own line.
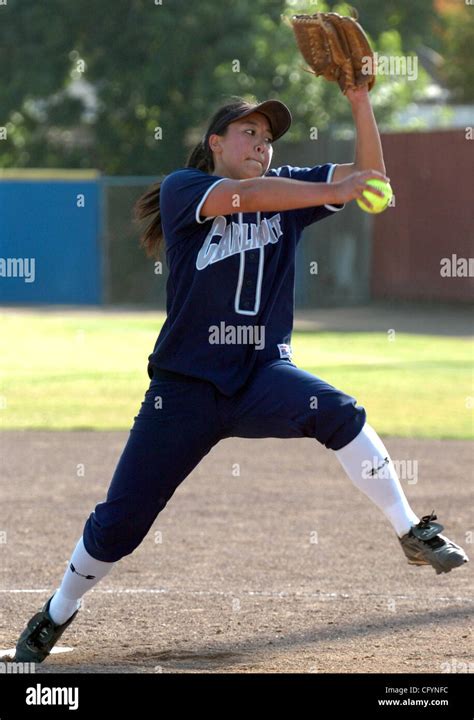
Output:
[332, 86, 386, 183]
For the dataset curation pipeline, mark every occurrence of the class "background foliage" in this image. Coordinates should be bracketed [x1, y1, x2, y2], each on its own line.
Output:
[1, 0, 471, 173]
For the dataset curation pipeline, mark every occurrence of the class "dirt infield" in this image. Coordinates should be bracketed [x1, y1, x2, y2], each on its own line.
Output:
[0, 430, 472, 674]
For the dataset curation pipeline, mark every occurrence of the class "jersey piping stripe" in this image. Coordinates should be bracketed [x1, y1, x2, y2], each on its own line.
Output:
[324, 163, 344, 212]
[234, 211, 264, 316]
[195, 177, 227, 224]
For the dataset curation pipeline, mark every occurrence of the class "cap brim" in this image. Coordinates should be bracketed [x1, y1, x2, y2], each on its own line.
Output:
[237, 100, 292, 142]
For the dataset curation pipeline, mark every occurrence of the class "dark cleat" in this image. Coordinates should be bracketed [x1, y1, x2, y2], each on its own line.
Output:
[399, 512, 469, 575]
[14, 595, 79, 663]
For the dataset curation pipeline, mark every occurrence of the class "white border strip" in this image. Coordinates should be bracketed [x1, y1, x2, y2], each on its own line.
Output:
[234, 212, 264, 316]
[325, 163, 345, 212]
[195, 177, 227, 224]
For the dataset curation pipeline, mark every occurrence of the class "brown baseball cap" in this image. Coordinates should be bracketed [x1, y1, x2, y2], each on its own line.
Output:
[207, 99, 292, 144]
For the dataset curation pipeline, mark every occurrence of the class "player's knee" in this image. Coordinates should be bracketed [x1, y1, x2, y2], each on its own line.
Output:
[82, 496, 169, 562]
[323, 405, 366, 451]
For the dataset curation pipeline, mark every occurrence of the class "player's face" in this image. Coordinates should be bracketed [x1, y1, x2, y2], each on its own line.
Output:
[210, 112, 274, 179]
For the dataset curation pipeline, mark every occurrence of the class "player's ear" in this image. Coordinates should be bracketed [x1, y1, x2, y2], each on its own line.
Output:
[208, 132, 224, 155]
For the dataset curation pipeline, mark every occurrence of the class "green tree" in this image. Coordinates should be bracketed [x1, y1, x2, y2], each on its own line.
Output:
[438, 6, 474, 102]
[1, 0, 431, 174]
[329, 0, 440, 52]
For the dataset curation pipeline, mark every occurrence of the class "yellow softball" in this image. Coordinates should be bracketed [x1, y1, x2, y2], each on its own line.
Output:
[357, 179, 393, 214]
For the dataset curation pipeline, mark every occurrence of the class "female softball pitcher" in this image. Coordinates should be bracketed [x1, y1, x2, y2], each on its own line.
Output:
[14, 92, 468, 663]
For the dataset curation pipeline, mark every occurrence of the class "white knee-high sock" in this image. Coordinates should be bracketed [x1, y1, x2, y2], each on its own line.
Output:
[334, 423, 419, 537]
[49, 537, 116, 625]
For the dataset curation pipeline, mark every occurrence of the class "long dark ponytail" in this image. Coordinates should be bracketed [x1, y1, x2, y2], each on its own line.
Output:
[134, 97, 260, 260]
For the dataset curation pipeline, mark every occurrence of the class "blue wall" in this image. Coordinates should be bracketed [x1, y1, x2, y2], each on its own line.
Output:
[0, 179, 102, 304]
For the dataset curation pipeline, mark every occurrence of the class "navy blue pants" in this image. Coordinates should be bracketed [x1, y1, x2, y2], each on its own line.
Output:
[83, 360, 366, 561]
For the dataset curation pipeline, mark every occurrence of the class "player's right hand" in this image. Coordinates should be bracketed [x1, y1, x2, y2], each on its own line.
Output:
[333, 170, 390, 207]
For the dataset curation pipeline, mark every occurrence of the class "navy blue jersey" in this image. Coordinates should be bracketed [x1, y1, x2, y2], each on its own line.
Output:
[147, 163, 344, 396]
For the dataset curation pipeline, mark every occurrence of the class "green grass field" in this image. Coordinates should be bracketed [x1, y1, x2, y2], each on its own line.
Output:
[1, 312, 472, 438]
